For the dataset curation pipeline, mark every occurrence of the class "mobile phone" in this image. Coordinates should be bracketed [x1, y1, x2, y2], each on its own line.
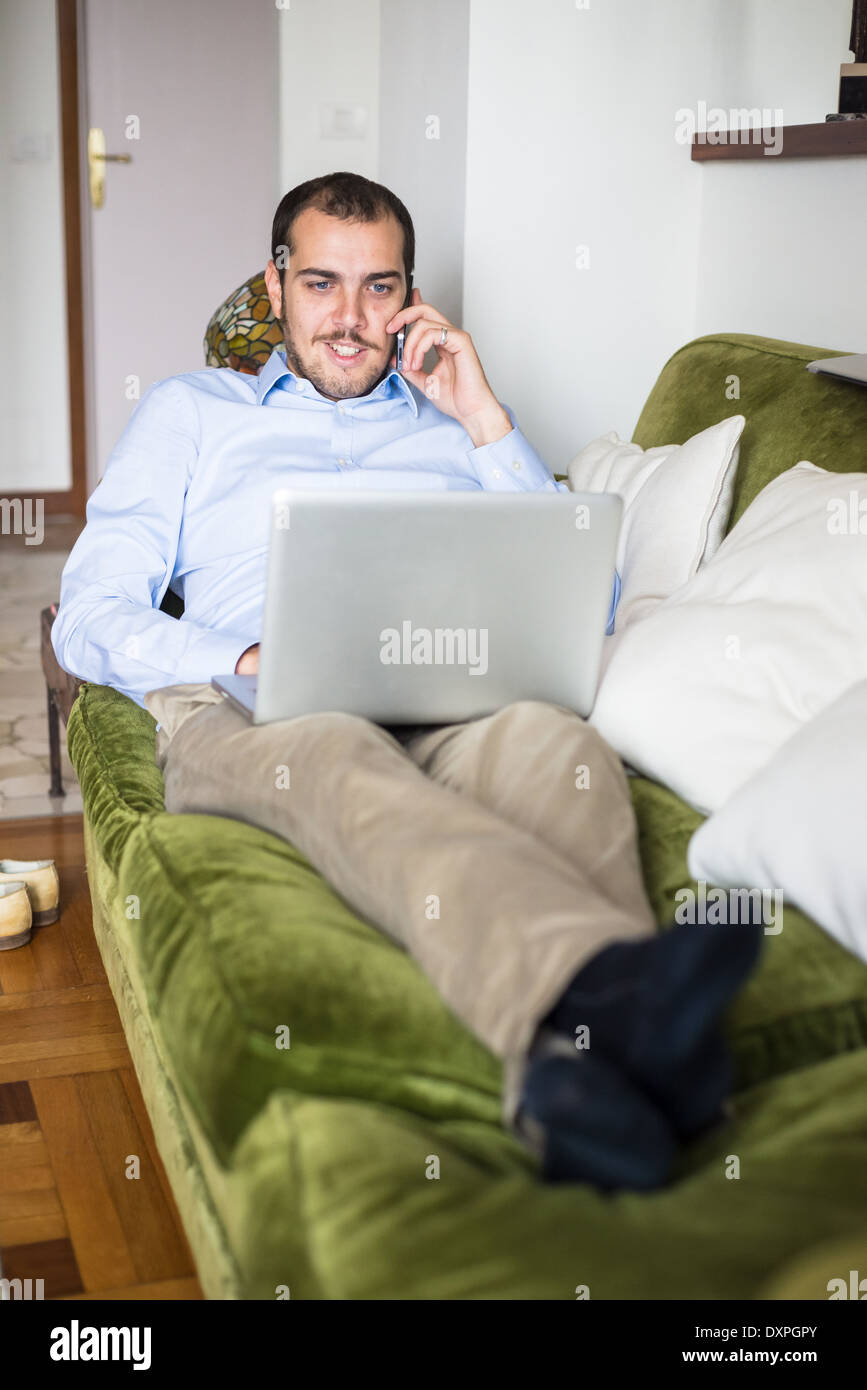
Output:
[396, 275, 413, 372]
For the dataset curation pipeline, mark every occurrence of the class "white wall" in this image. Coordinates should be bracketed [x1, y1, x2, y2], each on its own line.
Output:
[695, 156, 867, 352]
[0, 0, 71, 492]
[694, 0, 865, 351]
[378, 0, 470, 328]
[726, 0, 851, 123]
[463, 0, 864, 473]
[462, 0, 716, 473]
[277, 0, 470, 328]
[278, 0, 381, 189]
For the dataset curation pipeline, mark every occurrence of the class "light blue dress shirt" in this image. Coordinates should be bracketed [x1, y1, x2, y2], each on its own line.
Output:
[54, 347, 620, 707]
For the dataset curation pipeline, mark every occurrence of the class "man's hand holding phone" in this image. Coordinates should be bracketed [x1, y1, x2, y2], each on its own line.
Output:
[388, 287, 512, 449]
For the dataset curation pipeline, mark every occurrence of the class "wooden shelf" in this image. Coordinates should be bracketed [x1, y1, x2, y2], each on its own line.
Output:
[691, 120, 867, 161]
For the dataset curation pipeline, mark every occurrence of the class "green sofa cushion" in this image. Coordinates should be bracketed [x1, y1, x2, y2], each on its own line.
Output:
[228, 1046, 867, 1299]
[67, 682, 867, 1168]
[629, 777, 867, 1091]
[67, 676, 166, 873]
[632, 333, 867, 528]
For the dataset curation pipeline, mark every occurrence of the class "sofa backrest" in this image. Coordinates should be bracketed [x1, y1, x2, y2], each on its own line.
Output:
[632, 333, 867, 531]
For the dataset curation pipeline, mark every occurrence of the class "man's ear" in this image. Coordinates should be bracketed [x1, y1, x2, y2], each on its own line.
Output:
[264, 260, 284, 321]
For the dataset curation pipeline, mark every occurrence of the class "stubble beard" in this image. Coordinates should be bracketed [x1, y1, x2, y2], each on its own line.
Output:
[279, 313, 388, 401]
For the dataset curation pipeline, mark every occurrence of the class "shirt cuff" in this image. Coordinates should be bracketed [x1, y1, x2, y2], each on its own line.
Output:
[466, 425, 562, 492]
[169, 626, 255, 687]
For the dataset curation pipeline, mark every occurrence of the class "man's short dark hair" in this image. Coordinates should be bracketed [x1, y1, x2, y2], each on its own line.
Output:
[271, 171, 415, 304]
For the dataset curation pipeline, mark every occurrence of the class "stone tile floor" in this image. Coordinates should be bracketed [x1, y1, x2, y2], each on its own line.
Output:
[0, 548, 82, 820]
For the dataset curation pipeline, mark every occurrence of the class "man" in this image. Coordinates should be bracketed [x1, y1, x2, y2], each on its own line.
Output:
[54, 172, 761, 1190]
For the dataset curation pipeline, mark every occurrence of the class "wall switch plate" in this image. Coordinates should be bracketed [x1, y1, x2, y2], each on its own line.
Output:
[10, 132, 52, 162]
[319, 104, 368, 139]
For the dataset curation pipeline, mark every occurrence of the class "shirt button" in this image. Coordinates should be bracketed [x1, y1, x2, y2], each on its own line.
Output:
[512, 460, 522, 471]
[337, 404, 344, 413]
[337, 458, 348, 467]
[295, 381, 304, 392]
[492, 468, 502, 479]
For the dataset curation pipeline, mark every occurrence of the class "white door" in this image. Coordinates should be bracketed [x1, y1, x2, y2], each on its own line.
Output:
[81, 0, 280, 487]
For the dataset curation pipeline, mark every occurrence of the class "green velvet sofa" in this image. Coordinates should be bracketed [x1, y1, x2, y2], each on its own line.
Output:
[66, 333, 867, 1300]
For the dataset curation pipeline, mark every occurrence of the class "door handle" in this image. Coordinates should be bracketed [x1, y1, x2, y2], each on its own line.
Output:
[87, 128, 132, 209]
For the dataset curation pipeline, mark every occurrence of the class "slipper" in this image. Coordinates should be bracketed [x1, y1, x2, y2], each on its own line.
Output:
[0, 881, 33, 951]
[0, 859, 61, 926]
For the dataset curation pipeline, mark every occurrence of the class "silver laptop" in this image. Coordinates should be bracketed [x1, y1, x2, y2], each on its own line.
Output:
[212, 489, 622, 725]
[806, 353, 867, 387]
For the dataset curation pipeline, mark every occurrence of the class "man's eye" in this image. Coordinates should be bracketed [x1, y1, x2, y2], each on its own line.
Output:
[307, 281, 391, 293]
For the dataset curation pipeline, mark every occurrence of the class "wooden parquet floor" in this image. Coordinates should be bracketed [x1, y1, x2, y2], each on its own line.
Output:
[0, 814, 202, 1299]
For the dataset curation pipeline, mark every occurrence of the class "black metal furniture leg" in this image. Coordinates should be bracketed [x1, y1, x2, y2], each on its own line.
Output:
[47, 684, 65, 798]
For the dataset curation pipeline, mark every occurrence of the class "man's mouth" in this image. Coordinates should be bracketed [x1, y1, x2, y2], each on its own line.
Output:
[323, 341, 369, 364]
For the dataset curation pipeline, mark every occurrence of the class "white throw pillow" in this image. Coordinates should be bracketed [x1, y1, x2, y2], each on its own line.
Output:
[567, 415, 743, 630]
[590, 461, 867, 814]
[688, 679, 867, 963]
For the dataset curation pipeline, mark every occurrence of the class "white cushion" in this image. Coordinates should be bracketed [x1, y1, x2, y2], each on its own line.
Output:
[590, 461, 867, 814]
[567, 415, 743, 630]
[688, 679, 867, 962]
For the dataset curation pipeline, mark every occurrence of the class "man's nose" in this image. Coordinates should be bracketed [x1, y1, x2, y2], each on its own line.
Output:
[333, 293, 367, 334]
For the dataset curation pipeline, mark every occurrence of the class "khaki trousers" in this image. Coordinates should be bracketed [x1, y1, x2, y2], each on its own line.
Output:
[144, 684, 656, 1128]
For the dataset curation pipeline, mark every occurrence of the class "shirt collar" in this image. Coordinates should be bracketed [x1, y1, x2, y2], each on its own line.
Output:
[256, 345, 418, 417]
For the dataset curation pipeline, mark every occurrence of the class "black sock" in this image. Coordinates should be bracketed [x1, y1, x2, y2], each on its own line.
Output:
[543, 920, 763, 1140]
